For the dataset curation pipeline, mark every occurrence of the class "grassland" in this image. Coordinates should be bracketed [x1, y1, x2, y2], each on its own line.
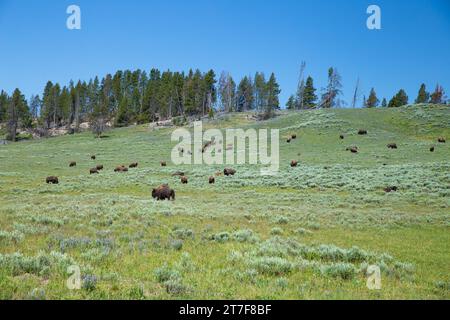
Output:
[0, 104, 449, 300]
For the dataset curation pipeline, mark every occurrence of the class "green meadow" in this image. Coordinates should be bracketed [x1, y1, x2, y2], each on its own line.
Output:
[0, 104, 449, 300]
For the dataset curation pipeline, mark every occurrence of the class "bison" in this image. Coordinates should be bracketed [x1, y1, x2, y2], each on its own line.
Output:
[384, 186, 398, 193]
[287, 138, 291, 143]
[224, 168, 236, 176]
[96, 165, 104, 171]
[346, 146, 358, 153]
[209, 176, 215, 184]
[160, 161, 167, 167]
[180, 176, 188, 184]
[358, 129, 368, 135]
[290, 160, 298, 167]
[438, 137, 446, 143]
[129, 163, 138, 168]
[114, 165, 128, 172]
[90, 168, 99, 175]
[91, 155, 96, 160]
[291, 134, 297, 140]
[69, 161, 77, 167]
[430, 146, 435, 152]
[387, 143, 398, 149]
[46, 176, 59, 184]
[340, 135, 344, 140]
[152, 184, 175, 201]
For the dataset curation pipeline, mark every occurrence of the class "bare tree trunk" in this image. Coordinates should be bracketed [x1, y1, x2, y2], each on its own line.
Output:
[351, 78, 360, 108]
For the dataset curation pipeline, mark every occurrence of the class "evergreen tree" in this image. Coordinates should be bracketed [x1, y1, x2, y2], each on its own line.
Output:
[430, 84, 445, 104]
[388, 89, 408, 108]
[7, 89, 30, 141]
[29, 95, 42, 120]
[381, 98, 387, 107]
[265, 73, 281, 116]
[115, 96, 130, 127]
[286, 95, 296, 110]
[0, 90, 9, 123]
[303, 76, 317, 108]
[415, 83, 429, 104]
[365, 88, 379, 108]
[237, 76, 254, 111]
[253, 72, 267, 111]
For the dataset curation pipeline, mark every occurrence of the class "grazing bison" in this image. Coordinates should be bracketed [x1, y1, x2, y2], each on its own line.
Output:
[69, 161, 77, 167]
[358, 129, 368, 135]
[46, 176, 59, 184]
[91, 155, 96, 160]
[114, 165, 128, 172]
[180, 176, 188, 184]
[224, 168, 236, 176]
[152, 184, 175, 201]
[346, 146, 358, 153]
[384, 186, 398, 193]
[160, 161, 167, 167]
[387, 143, 398, 149]
[340, 135, 344, 140]
[96, 165, 104, 171]
[90, 168, 99, 175]
[209, 176, 215, 184]
[287, 138, 291, 143]
[438, 137, 446, 143]
[129, 162, 138, 168]
[290, 160, 298, 167]
[291, 134, 297, 139]
[430, 146, 435, 152]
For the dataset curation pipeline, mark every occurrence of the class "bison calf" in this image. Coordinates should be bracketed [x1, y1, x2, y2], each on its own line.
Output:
[209, 176, 215, 184]
[46, 176, 59, 184]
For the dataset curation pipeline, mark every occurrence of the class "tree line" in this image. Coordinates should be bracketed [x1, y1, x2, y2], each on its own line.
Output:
[0, 65, 447, 141]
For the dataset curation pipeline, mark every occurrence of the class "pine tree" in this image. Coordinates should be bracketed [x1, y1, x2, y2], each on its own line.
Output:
[115, 96, 130, 127]
[7, 89, 31, 141]
[0, 90, 9, 123]
[237, 76, 254, 112]
[365, 88, 379, 108]
[303, 76, 317, 108]
[286, 95, 296, 110]
[430, 84, 445, 104]
[381, 98, 387, 107]
[253, 72, 267, 111]
[29, 95, 42, 120]
[388, 89, 408, 108]
[415, 83, 429, 104]
[265, 73, 281, 116]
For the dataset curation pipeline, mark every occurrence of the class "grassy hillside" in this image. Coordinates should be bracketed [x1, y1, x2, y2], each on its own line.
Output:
[0, 104, 449, 299]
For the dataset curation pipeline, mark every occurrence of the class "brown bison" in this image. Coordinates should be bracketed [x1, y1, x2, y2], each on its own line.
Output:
[96, 165, 104, 171]
[224, 168, 236, 176]
[209, 176, 215, 184]
[438, 137, 446, 143]
[152, 184, 175, 201]
[287, 138, 291, 143]
[387, 143, 398, 149]
[90, 168, 99, 175]
[129, 163, 138, 168]
[340, 135, 344, 140]
[46, 176, 59, 184]
[291, 134, 297, 139]
[69, 161, 77, 167]
[91, 155, 96, 160]
[290, 160, 298, 167]
[180, 176, 188, 184]
[384, 186, 398, 193]
[358, 129, 368, 135]
[160, 161, 167, 167]
[114, 165, 128, 172]
[430, 146, 435, 152]
[346, 146, 358, 153]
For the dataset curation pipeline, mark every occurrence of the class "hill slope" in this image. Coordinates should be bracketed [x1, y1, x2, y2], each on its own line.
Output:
[0, 105, 449, 299]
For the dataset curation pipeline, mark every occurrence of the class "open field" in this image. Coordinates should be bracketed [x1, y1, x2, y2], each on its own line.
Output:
[0, 105, 449, 299]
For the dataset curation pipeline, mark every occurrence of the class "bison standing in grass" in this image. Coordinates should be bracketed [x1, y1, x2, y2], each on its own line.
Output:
[114, 165, 128, 172]
[129, 162, 138, 168]
[430, 146, 435, 152]
[96, 165, 104, 171]
[291, 134, 297, 140]
[346, 146, 358, 153]
[91, 155, 96, 160]
[340, 134, 344, 140]
[180, 176, 188, 184]
[90, 168, 99, 174]
[69, 161, 77, 167]
[160, 161, 167, 167]
[384, 186, 398, 193]
[46, 176, 59, 184]
[290, 160, 298, 167]
[438, 137, 446, 143]
[358, 129, 368, 135]
[387, 143, 398, 149]
[224, 168, 236, 176]
[209, 176, 215, 184]
[152, 184, 175, 201]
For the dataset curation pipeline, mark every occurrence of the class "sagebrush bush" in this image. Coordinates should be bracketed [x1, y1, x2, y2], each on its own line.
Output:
[247, 256, 293, 275]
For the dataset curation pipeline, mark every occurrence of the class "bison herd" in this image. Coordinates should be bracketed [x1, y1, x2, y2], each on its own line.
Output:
[45, 130, 446, 198]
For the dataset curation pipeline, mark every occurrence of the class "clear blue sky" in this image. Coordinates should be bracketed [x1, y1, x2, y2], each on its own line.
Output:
[0, 0, 449, 107]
